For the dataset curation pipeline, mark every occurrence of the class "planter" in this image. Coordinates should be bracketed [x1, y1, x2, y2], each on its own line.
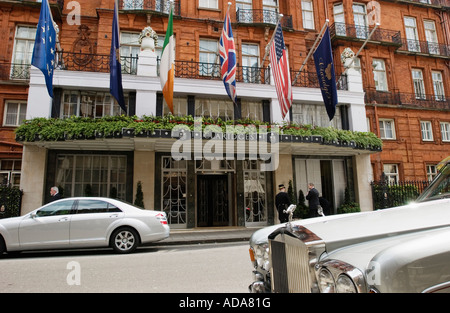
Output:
[135, 130, 149, 137]
[247, 133, 258, 141]
[311, 135, 323, 144]
[280, 134, 292, 142]
[172, 129, 191, 140]
[122, 128, 135, 137]
[267, 133, 279, 143]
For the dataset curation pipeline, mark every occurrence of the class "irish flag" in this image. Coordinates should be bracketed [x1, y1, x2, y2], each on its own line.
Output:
[160, 5, 175, 114]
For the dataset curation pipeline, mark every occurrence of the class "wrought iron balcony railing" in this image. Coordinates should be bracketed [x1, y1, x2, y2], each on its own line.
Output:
[174, 60, 271, 85]
[56, 51, 138, 75]
[291, 69, 348, 91]
[118, 0, 181, 15]
[236, 9, 293, 29]
[397, 39, 450, 58]
[0, 62, 31, 81]
[365, 88, 450, 110]
[330, 23, 402, 47]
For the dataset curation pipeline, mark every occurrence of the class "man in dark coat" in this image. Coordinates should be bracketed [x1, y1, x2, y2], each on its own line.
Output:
[49, 186, 62, 203]
[275, 184, 291, 223]
[306, 183, 320, 218]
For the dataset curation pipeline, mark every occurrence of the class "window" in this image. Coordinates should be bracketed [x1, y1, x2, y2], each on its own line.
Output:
[412, 69, 426, 99]
[36, 200, 75, 217]
[420, 121, 433, 141]
[241, 100, 263, 121]
[120, 32, 140, 74]
[55, 155, 128, 200]
[353, 3, 367, 39]
[76, 200, 121, 214]
[163, 97, 188, 116]
[60, 91, 129, 118]
[440, 122, 450, 142]
[379, 119, 396, 139]
[333, 3, 346, 36]
[372, 59, 388, 91]
[404, 17, 420, 52]
[199, 0, 218, 9]
[4, 101, 27, 126]
[241, 43, 260, 83]
[301, 0, 315, 29]
[199, 39, 220, 77]
[292, 103, 342, 129]
[236, 0, 253, 23]
[432, 71, 445, 101]
[263, 0, 278, 24]
[0, 160, 21, 187]
[424, 20, 438, 55]
[426, 164, 437, 181]
[195, 98, 234, 120]
[383, 164, 399, 184]
[12, 26, 36, 80]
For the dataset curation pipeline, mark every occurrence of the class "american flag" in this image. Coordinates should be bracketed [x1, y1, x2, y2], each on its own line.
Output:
[219, 8, 237, 104]
[270, 22, 293, 119]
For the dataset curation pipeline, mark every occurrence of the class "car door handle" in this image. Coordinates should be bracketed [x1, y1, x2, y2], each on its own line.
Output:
[110, 214, 119, 218]
[59, 217, 69, 222]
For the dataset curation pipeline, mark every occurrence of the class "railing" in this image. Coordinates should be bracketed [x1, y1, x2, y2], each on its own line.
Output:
[291, 69, 348, 90]
[397, 0, 450, 7]
[398, 39, 450, 58]
[371, 179, 430, 210]
[0, 62, 31, 81]
[118, 0, 181, 15]
[365, 88, 450, 110]
[56, 51, 138, 75]
[174, 60, 271, 85]
[236, 9, 293, 29]
[330, 22, 402, 46]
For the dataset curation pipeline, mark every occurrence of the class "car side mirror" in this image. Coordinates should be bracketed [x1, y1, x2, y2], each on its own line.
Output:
[30, 212, 37, 219]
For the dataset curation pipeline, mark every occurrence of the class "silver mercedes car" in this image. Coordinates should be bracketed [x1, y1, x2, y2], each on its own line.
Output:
[249, 157, 450, 293]
[0, 197, 170, 255]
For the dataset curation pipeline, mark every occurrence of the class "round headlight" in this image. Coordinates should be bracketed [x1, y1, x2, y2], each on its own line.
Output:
[336, 274, 357, 293]
[318, 268, 335, 293]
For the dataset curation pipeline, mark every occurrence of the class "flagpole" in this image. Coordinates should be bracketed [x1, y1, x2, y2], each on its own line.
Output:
[292, 19, 329, 85]
[344, 23, 379, 72]
[259, 14, 283, 68]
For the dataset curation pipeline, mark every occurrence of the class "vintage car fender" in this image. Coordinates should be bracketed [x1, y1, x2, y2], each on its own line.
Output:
[318, 226, 450, 293]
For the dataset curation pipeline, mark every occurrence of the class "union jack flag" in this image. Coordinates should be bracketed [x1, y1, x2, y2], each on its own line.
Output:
[219, 9, 237, 104]
[270, 22, 293, 119]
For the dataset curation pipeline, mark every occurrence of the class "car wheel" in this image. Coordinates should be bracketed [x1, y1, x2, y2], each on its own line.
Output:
[0, 237, 5, 257]
[110, 227, 139, 254]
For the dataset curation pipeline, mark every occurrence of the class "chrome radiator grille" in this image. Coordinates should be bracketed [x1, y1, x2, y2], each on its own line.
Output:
[269, 227, 323, 293]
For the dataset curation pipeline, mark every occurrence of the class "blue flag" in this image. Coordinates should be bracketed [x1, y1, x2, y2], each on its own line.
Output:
[110, 2, 126, 113]
[314, 27, 338, 121]
[31, 0, 56, 98]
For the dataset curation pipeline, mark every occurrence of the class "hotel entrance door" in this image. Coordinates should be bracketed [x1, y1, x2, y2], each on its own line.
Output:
[197, 175, 229, 227]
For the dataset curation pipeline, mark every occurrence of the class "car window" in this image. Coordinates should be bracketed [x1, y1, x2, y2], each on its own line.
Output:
[417, 161, 450, 202]
[76, 200, 122, 214]
[36, 200, 75, 217]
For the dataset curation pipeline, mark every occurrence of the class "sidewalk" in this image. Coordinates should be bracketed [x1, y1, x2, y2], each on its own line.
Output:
[154, 227, 261, 246]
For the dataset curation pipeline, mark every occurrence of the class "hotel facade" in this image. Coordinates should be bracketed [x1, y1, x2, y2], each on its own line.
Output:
[0, 0, 448, 229]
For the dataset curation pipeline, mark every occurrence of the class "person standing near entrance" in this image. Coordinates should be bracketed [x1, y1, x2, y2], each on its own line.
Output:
[275, 184, 291, 223]
[306, 183, 320, 218]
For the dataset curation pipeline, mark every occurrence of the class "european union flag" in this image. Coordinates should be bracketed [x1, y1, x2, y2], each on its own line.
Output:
[110, 2, 126, 113]
[314, 27, 338, 121]
[31, 0, 56, 98]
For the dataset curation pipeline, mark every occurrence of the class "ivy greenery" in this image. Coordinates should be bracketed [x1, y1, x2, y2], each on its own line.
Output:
[15, 115, 383, 149]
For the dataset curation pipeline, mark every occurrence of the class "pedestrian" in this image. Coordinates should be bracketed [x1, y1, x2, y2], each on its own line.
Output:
[49, 186, 62, 203]
[275, 184, 291, 223]
[306, 183, 320, 218]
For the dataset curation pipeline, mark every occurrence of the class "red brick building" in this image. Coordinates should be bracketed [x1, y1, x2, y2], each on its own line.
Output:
[0, 0, 448, 223]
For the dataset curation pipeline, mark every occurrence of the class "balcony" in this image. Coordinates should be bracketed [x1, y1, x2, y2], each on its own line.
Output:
[174, 60, 271, 85]
[365, 88, 450, 110]
[394, 0, 450, 8]
[291, 69, 348, 91]
[118, 0, 181, 16]
[330, 23, 402, 47]
[0, 62, 30, 82]
[236, 9, 293, 29]
[397, 39, 450, 59]
[56, 51, 138, 75]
